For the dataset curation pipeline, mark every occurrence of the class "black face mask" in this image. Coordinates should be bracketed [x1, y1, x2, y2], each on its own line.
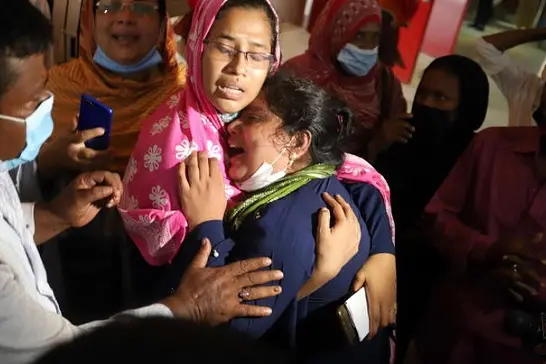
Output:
[409, 103, 457, 146]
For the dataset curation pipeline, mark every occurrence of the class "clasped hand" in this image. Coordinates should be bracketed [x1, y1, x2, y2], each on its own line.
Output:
[47, 170, 123, 228]
[488, 234, 545, 304]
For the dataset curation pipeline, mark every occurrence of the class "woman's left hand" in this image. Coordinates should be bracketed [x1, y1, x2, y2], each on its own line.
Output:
[298, 193, 361, 300]
[352, 253, 397, 338]
[178, 151, 227, 231]
[315, 193, 361, 279]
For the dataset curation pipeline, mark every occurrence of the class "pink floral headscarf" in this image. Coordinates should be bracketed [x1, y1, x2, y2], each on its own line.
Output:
[119, 0, 394, 266]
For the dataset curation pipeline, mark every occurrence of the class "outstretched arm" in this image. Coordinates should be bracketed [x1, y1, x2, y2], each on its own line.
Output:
[483, 28, 546, 52]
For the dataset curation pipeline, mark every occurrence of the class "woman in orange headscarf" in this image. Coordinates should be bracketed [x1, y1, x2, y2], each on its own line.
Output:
[38, 0, 186, 324]
[42, 0, 185, 176]
[282, 0, 407, 161]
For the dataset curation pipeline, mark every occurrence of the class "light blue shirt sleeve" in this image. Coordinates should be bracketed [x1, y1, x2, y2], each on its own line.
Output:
[0, 211, 174, 364]
[0, 251, 174, 364]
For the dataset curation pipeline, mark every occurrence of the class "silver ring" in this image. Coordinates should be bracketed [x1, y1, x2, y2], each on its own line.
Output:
[512, 263, 519, 274]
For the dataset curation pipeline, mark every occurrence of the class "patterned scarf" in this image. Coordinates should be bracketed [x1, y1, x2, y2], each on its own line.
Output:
[120, 0, 395, 266]
[118, 0, 282, 265]
[227, 164, 336, 230]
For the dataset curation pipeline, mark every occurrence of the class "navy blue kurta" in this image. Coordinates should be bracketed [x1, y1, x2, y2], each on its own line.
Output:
[165, 176, 393, 360]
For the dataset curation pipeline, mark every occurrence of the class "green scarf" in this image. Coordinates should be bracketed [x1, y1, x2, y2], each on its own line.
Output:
[226, 163, 336, 230]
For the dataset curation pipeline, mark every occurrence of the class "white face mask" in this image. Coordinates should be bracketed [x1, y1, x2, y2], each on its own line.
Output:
[236, 150, 289, 192]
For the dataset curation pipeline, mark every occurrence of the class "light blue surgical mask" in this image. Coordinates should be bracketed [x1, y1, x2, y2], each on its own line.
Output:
[93, 46, 163, 74]
[337, 44, 378, 77]
[0, 93, 54, 172]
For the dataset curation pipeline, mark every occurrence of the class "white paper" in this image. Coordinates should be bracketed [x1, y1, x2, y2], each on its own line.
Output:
[344, 287, 369, 341]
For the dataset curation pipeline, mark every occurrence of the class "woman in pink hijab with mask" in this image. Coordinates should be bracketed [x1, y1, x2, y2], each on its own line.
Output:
[120, 0, 396, 339]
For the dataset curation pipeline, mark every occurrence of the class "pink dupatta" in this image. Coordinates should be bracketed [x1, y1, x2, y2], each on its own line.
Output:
[119, 0, 394, 266]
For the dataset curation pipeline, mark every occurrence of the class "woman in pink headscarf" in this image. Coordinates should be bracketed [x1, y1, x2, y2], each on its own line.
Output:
[282, 0, 408, 161]
[120, 0, 396, 337]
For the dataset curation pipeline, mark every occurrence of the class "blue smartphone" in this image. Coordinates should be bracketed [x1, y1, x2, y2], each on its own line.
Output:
[78, 94, 113, 151]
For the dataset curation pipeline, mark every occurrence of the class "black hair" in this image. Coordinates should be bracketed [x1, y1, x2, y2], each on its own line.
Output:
[0, 1, 52, 97]
[261, 71, 353, 168]
[216, 0, 277, 53]
[34, 317, 292, 364]
[421, 55, 489, 131]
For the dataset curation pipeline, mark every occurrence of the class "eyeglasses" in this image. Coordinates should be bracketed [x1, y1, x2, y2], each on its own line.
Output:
[96, 1, 159, 16]
[204, 40, 275, 69]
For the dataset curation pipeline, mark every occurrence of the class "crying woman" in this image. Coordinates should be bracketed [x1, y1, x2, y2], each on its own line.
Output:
[165, 72, 390, 362]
